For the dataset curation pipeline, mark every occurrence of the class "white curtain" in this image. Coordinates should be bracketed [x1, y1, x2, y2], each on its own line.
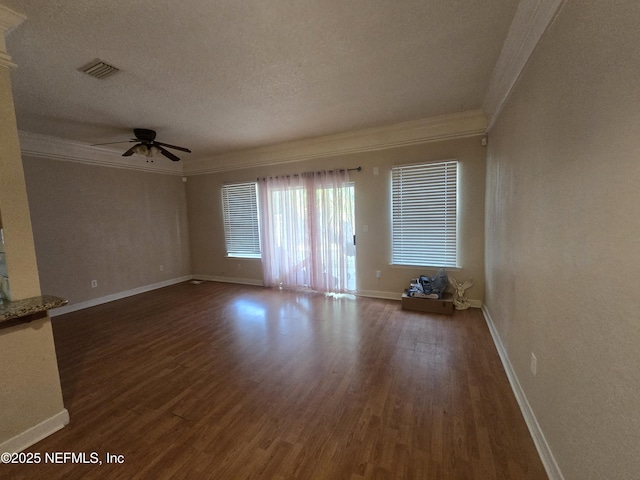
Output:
[258, 170, 354, 293]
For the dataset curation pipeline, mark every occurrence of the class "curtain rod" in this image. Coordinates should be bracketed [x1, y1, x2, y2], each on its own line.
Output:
[257, 166, 361, 181]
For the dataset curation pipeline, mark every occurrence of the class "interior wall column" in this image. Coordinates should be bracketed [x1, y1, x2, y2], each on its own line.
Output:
[0, 5, 40, 298]
[0, 4, 68, 453]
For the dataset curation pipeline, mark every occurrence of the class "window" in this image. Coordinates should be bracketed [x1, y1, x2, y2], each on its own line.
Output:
[221, 182, 261, 258]
[391, 160, 458, 267]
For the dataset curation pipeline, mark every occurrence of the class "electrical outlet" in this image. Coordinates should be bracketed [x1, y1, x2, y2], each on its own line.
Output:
[531, 352, 537, 376]
[160, 265, 164, 271]
[91, 280, 98, 288]
[375, 270, 381, 279]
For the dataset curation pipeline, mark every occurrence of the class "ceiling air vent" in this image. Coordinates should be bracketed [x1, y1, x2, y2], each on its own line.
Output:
[78, 59, 120, 79]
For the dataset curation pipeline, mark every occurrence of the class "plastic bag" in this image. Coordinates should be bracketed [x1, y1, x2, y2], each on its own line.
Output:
[429, 268, 448, 298]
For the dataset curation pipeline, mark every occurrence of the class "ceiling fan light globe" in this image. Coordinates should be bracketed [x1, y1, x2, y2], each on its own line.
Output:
[148, 145, 160, 157]
[133, 144, 149, 156]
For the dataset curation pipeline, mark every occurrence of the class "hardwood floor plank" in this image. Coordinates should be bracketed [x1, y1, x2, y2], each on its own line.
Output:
[2, 282, 547, 479]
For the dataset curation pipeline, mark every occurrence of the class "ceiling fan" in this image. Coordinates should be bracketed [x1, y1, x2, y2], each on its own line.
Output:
[93, 129, 191, 162]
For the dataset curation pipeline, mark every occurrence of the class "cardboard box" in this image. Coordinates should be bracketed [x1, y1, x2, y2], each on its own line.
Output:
[401, 292, 454, 315]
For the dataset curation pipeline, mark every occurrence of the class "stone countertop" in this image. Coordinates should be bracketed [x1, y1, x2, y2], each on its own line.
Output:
[0, 295, 68, 323]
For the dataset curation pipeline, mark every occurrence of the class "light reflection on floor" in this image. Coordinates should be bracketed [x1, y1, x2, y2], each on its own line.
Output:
[231, 297, 267, 333]
[228, 292, 318, 343]
[223, 290, 379, 391]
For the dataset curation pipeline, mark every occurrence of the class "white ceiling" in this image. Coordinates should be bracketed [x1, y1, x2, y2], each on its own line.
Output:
[3, 0, 519, 163]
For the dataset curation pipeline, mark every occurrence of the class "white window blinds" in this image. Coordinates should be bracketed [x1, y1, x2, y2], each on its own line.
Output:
[391, 160, 458, 267]
[221, 182, 261, 258]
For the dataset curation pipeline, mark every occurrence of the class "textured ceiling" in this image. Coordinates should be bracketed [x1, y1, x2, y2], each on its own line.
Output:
[3, 0, 519, 163]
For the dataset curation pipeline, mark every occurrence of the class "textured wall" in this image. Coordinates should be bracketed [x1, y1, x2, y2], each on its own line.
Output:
[484, 1, 640, 478]
[187, 136, 486, 302]
[23, 158, 191, 306]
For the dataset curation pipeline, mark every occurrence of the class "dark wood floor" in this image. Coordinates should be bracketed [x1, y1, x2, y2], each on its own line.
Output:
[4, 281, 547, 479]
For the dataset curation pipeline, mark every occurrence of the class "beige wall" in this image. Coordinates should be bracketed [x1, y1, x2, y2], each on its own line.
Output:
[0, 71, 39, 300]
[187, 135, 486, 302]
[0, 63, 66, 448]
[22, 157, 192, 306]
[484, 1, 640, 478]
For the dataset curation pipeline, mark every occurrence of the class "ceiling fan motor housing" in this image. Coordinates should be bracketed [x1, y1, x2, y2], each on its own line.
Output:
[134, 128, 157, 142]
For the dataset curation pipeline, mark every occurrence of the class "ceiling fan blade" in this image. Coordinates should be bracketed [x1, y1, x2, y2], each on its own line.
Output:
[157, 146, 180, 162]
[122, 144, 140, 156]
[155, 141, 191, 153]
[92, 140, 136, 146]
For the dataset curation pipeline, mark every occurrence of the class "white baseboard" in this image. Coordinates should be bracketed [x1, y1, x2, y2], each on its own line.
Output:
[191, 274, 264, 287]
[481, 305, 564, 480]
[0, 409, 69, 454]
[468, 298, 483, 308]
[49, 276, 193, 316]
[49, 278, 482, 316]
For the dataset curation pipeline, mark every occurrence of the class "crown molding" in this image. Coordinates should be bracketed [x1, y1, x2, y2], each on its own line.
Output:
[0, 4, 26, 69]
[17, 110, 486, 177]
[0, 51, 15, 69]
[0, 4, 25, 35]
[184, 110, 487, 175]
[483, 0, 566, 130]
[18, 131, 185, 175]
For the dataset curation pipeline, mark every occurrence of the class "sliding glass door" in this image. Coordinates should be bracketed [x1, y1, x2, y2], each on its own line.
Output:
[311, 182, 355, 293]
[259, 171, 355, 293]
